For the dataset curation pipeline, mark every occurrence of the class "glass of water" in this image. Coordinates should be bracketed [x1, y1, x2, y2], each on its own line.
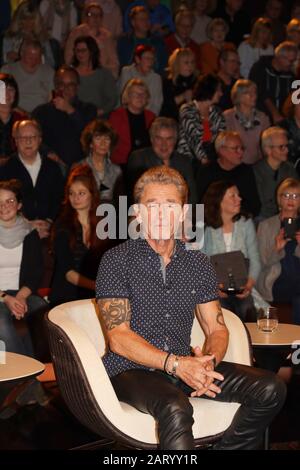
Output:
[257, 307, 279, 332]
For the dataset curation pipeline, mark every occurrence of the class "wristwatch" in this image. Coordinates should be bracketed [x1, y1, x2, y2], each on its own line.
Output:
[0, 292, 7, 303]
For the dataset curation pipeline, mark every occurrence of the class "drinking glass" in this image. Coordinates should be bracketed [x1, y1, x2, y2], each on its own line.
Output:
[257, 307, 279, 333]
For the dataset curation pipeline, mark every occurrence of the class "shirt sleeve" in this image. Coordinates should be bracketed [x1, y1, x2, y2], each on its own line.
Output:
[196, 253, 219, 304]
[96, 248, 129, 299]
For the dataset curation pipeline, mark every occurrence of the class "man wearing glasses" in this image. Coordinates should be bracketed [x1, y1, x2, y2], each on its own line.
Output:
[254, 127, 298, 221]
[196, 130, 261, 218]
[33, 65, 97, 168]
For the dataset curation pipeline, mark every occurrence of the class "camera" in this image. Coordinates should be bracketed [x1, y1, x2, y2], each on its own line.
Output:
[282, 217, 300, 239]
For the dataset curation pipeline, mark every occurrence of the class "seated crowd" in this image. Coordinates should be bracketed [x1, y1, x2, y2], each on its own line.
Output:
[1, 0, 300, 443]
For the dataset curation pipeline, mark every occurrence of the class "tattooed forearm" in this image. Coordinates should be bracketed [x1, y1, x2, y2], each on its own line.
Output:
[98, 298, 131, 330]
[216, 303, 225, 326]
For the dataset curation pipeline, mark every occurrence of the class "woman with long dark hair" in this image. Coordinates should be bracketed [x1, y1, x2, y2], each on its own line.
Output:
[49, 164, 112, 305]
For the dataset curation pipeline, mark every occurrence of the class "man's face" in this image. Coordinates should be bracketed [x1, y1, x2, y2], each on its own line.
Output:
[266, 133, 289, 164]
[218, 137, 244, 168]
[132, 12, 151, 35]
[176, 17, 193, 41]
[55, 71, 78, 102]
[276, 51, 297, 72]
[21, 46, 42, 71]
[151, 127, 177, 162]
[136, 183, 185, 240]
[85, 6, 103, 29]
[221, 52, 240, 78]
[226, 0, 244, 12]
[15, 123, 41, 160]
[266, 0, 282, 19]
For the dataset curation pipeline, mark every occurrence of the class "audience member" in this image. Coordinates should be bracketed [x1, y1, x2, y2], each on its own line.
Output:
[286, 19, 300, 75]
[75, 119, 123, 204]
[117, 6, 168, 74]
[199, 18, 235, 75]
[64, 2, 119, 78]
[0, 1, 61, 69]
[127, 117, 197, 202]
[253, 127, 298, 221]
[89, 0, 123, 39]
[72, 35, 118, 117]
[257, 178, 300, 324]
[1, 39, 54, 113]
[177, 73, 225, 164]
[202, 180, 261, 321]
[49, 164, 113, 306]
[33, 65, 97, 168]
[196, 130, 261, 217]
[164, 9, 201, 71]
[249, 41, 297, 124]
[109, 79, 155, 167]
[190, 0, 213, 45]
[0, 73, 27, 162]
[161, 47, 197, 120]
[39, 0, 78, 46]
[212, 0, 251, 47]
[0, 119, 64, 239]
[279, 94, 300, 175]
[238, 17, 274, 79]
[217, 48, 240, 110]
[119, 44, 163, 115]
[263, 0, 285, 46]
[224, 79, 270, 164]
[123, 0, 174, 37]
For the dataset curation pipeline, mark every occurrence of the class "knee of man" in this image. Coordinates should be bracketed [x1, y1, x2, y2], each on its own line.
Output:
[161, 392, 194, 421]
[259, 373, 287, 408]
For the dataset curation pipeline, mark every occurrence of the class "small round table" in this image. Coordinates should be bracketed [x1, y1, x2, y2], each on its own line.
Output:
[0, 352, 45, 383]
[245, 323, 300, 348]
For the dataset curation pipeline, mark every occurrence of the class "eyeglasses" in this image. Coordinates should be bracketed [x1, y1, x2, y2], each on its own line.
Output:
[281, 192, 300, 200]
[129, 91, 147, 98]
[87, 11, 102, 18]
[270, 144, 289, 150]
[223, 145, 245, 152]
[0, 198, 17, 208]
[16, 135, 39, 142]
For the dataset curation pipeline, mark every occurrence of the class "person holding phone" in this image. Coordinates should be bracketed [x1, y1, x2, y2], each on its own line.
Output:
[257, 178, 300, 324]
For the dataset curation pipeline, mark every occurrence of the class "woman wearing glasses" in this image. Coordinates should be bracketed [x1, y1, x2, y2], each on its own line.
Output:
[257, 178, 300, 324]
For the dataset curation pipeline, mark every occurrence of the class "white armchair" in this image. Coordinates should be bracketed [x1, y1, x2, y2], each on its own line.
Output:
[46, 299, 252, 449]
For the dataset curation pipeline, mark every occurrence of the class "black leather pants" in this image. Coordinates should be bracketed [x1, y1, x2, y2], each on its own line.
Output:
[111, 361, 286, 450]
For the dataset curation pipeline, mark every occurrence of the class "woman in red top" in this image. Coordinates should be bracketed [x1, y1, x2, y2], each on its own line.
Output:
[109, 78, 155, 169]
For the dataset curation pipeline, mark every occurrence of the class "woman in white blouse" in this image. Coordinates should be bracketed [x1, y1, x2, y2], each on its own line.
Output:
[238, 17, 274, 78]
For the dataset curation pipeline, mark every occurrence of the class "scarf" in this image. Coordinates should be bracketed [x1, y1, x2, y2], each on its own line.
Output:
[0, 216, 32, 249]
[235, 107, 261, 131]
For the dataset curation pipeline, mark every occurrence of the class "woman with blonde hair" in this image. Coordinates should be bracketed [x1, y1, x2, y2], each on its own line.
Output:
[161, 47, 198, 119]
[199, 17, 235, 75]
[257, 178, 300, 324]
[224, 79, 270, 164]
[0, 0, 61, 68]
[238, 17, 274, 79]
[109, 79, 155, 167]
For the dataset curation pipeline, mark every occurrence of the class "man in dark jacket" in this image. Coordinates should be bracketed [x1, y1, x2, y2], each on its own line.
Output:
[32, 65, 97, 168]
[196, 130, 261, 218]
[127, 117, 197, 204]
[249, 41, 297, 123]
[0, 119, 64, 238]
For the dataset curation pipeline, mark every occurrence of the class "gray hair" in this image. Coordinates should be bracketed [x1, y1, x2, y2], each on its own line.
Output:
[149, 117, 178, 140]
[231, 79, 257, 106]
[12, 119, 42, 138]
[214, 130, 241, 153]
[261, 126, 287, 152]
[275, 40, 298, 57]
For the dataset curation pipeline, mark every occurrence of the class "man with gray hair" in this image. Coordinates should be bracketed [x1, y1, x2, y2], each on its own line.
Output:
[253, 126, 298, 220]
[127, 117, 197, 203]
[1, 39, 54, 113]
[249, 41, 297, 123]
[196, 130, 261, 217]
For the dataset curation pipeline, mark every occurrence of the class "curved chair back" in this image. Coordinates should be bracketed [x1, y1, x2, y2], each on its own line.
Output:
[46, 299, 251, 449]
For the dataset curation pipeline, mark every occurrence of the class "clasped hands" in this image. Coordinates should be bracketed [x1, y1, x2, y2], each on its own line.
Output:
[176, 346, 224, 399]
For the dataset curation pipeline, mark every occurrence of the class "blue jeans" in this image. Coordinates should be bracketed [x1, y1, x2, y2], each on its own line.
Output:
[0, 291, 48, 357]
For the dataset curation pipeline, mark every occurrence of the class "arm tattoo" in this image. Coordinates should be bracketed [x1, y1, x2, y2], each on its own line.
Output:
[98, 298, 131, 331]
[216, 304, 225, 326]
